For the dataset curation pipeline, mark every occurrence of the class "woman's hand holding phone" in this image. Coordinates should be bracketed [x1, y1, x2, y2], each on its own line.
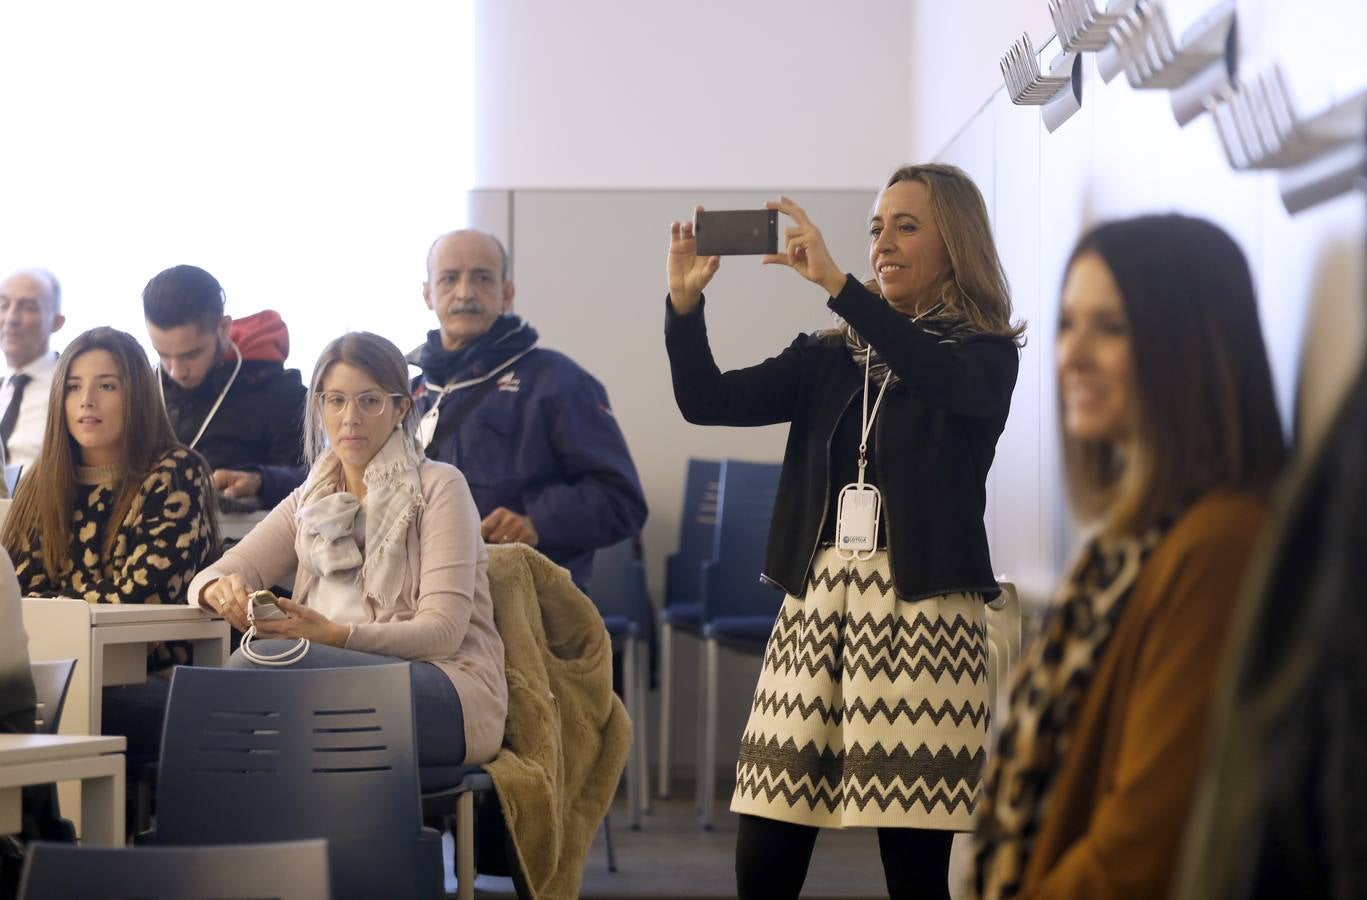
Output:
[667, 205, 721, 315]
[252, 597, 350, 648]
[763, 196, 847, 297]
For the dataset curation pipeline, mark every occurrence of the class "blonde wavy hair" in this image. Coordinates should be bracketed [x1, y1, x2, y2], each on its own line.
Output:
[870, 164, 1025, 344]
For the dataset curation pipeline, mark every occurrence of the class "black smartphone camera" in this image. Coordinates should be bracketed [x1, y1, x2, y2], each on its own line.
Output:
[695, 209, 779, 256]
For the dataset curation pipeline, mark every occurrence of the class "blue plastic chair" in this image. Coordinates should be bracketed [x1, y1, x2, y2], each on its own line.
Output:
[657, 458, 721, 802]
[698, 458, 783, 829]
[18, 839, 330, 900]
[419, 765, 499, 895]
[151, 664, 444, 900]
[588, 536, 654, 829]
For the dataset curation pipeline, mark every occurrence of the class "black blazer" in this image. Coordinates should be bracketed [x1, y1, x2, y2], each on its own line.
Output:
[664, 275, 1018, 601]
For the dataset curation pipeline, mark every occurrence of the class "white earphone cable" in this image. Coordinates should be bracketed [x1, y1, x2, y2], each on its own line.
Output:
[239, 598, 310, 667]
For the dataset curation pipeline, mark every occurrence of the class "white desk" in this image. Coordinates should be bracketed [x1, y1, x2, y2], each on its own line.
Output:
[0, 734, 126, 846]
[21, 600, 230, 736]
[20, 599, 229, 834]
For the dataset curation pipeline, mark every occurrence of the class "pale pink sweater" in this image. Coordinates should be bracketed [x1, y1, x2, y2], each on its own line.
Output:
[187, 460, 507, 765]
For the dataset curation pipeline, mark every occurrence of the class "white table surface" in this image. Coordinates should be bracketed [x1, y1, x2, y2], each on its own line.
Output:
[21, 599, 228, 835]
[0, 733, 127, 846]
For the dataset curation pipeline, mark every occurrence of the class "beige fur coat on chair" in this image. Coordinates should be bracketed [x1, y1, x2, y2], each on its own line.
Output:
[485, 544, 632, 900]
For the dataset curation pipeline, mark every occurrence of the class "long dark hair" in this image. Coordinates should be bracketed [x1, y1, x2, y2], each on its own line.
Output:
[1, 327, 217, 578]
[1061, 215, 1287, 534]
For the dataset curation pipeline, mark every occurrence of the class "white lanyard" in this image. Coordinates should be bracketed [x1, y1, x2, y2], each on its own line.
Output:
[157, 340, 243, 450]
[854, 346, 891, 486]
[835, 307, 945, 561]
[835, 344, 891, 561]
[418, 343, 537, 450]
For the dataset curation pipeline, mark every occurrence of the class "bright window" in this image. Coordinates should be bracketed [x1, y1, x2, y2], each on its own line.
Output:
[0, 1, 474, 376]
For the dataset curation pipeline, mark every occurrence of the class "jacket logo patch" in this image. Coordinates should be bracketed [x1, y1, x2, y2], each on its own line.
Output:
[497, 371, 521, 393]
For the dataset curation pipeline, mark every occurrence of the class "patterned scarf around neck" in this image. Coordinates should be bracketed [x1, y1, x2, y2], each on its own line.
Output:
[295, 428, 425, 609]
[415, 314, 537, 386]
[971, 520, 1172, 899]
[842, 301, 962, 385]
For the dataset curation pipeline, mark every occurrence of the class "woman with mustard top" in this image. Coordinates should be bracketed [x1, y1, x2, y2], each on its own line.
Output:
[973, 215, 1287, 899]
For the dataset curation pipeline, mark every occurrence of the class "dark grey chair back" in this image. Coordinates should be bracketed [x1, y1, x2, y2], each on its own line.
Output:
[18, 839, 330, 900]
[155, 664, 442, 900]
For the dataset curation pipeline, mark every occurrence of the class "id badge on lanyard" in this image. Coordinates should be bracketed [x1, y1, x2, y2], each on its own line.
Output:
[419, 400, 443, 452]
[835, 347, 890, 562]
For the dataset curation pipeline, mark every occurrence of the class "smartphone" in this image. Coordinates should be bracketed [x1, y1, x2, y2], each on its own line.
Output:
[695, 209, 779, 256]
[249, 589, 290, 622]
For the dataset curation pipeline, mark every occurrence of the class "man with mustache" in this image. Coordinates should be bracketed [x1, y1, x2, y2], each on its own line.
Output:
[412, 229, 646, 587]
[0, 268, 66, 477]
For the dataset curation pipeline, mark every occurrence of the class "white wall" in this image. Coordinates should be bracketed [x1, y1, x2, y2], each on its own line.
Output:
[473, 0, 911, 189]
[920, 1, 1367, 607]
[0, 1, 475, 373]
[469, 0, 920, 783]
[469, 0, 1366, 787]
[907, 0, 1054, 162]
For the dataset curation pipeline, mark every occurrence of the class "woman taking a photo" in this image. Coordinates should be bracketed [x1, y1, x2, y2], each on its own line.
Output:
[665, 163, 1024, 899]
[188, 332, 506, 776]
[972, 215, 1287, 899]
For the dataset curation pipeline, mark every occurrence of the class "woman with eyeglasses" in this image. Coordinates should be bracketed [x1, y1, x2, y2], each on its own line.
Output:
[188, 332, 508, 774]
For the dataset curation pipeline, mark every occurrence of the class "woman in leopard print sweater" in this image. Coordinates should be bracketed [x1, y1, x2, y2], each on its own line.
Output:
[1, 327, 217, 606]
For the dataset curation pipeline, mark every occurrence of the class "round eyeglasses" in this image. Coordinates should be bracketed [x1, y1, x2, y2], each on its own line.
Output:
[315, 391, 405, 417]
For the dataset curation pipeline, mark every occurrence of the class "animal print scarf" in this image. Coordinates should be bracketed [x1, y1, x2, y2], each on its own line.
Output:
[972, 520, 1172, 898]
[841, 300, 964, 385]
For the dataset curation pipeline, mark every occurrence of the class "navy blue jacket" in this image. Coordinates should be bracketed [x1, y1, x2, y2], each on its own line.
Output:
[160, 359, 306, 508]
[413, 331, 647, 587]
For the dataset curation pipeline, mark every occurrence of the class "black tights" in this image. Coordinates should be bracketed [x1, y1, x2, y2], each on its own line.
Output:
[736, 814, 953, 900]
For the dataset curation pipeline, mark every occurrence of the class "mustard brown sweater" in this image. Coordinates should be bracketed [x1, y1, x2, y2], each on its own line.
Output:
[1017, 491, 1268, 899]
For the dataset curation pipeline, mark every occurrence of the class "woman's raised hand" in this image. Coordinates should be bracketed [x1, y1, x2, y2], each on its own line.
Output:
[667, 206, 721, 315]
[763, 196, 847, 297]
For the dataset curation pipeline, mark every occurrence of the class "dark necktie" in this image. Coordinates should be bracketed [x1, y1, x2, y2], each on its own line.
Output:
[1, 372, 33, 455]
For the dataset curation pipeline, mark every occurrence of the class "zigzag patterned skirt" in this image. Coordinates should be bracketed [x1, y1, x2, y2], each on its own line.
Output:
[731, 547, 989, 830]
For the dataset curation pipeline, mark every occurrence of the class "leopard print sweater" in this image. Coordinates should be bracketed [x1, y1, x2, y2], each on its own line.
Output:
[13, 448, 214, 605]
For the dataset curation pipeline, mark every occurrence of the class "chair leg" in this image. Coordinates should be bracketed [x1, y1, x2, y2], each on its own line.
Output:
[694, 638, 707, 815]
[135, 778, 153, 836]
[623, 639, 642, 830]
[658, 622, 673, 800]
[456, 790, 476, 900]
[602, 811, 619, 873]
[634, 635, 651, 816]
[700, 637, 719, 831]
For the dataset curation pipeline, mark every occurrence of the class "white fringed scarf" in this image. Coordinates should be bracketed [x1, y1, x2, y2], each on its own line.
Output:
[295, 428, 425, 608]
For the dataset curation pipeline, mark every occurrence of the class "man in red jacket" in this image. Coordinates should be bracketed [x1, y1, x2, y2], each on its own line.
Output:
[143, 265, 307, 509]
